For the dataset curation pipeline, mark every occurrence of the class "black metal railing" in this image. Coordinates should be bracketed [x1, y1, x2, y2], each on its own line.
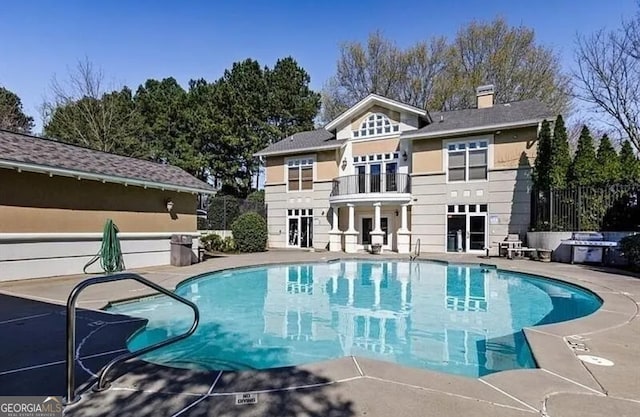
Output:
[531, 184, 640, 232]
[331, 173, 411, 196]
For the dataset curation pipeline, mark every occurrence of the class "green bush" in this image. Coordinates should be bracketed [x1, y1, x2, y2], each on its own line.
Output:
[620, 234, 640, 270]
[222, 236, 237, 253]
[200, 233, 223, 252]
[231, 211, 267, 253]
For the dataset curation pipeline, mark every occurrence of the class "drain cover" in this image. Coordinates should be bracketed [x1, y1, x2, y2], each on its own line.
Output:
[577, 355, 614, 366]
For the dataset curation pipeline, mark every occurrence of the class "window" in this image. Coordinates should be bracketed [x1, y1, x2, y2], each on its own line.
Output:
[447, 140, 488, 182]
[353, 113, 400, 139]
[287, 158, 314, 191]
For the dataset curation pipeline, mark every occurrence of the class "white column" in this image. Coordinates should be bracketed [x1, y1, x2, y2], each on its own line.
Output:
[344, 203, 358, 253]
[329, 205, 343, 252]
[373, 202, 382, 232]
[397, 203, 412, 254]
[347, 204, 356, 232]
[373, 276, 381, 307]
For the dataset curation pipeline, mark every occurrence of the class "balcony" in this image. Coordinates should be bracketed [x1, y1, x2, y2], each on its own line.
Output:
[329, 173, 412, 204]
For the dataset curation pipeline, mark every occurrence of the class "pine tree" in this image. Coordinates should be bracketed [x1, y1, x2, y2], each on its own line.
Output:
[549, 114, 571, 188]
[596, 134, 621, 184]
[619, 140, 640, 184]
[533, 119, 552, 190]
[568, 126, 598, 186]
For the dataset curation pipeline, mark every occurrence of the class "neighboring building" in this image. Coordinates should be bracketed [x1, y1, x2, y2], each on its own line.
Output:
[256, 86, 552, 254]
[0, 130, 215, 281]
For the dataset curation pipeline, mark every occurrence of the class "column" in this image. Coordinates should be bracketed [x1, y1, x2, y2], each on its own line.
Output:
[370, 202, 385, 252]
[344, 203, 358, 253]
[329, 205, 342, 252]
[397, 203, 412, 254]
[373, 276, 381, 308]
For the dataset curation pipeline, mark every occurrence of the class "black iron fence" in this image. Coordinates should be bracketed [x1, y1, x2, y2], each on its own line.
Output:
[531, 184, 640, 232]
[331, 173, 411, 196]
[198, 196, 266, 230]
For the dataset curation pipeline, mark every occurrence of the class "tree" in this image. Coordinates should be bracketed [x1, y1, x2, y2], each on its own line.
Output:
[549, 115, 571, 188]
[42, 59, 146, 157]
[568, 126, 599, 186]
[619, 140, 640, 183]
[533, 120, 553, 190]
[322, 19, 570, 121]
[0, 86, 34, 133]
[596, 134, 621, 184]
[265, 57, 321, 141]
[574, 9, 640, 152]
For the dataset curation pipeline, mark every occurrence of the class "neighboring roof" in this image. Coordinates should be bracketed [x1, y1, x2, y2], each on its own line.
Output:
[255, 129, 343, 157]
[0, 129, 215, 194]
[401, 99, 553, 139]
[324, 93, 428, 131]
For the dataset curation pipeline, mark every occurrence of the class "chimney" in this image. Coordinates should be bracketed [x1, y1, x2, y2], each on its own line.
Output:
[476, 84, 494, 109]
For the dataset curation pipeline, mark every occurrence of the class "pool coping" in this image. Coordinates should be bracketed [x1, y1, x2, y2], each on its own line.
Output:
[95, 256, 637, 408]
[2, 251, 638, 415]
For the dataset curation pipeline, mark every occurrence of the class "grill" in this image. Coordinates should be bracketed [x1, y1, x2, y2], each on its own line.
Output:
[562, 232, 618, 264]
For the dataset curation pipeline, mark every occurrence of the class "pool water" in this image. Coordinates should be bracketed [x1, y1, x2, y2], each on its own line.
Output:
[108, 261, 602, 378]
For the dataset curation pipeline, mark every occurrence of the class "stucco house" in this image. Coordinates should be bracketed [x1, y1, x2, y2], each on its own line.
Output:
[0, 129, 215, 281]
[256, 85, 552, 254]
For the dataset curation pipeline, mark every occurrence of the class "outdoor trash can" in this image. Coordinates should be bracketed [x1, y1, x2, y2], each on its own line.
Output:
[170, 234, 193, 266]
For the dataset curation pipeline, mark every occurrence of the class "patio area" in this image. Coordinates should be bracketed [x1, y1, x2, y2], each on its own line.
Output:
[0, 251, 638, 417]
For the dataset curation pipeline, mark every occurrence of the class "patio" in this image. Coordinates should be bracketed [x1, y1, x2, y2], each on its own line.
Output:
[0, 251, 638, 416]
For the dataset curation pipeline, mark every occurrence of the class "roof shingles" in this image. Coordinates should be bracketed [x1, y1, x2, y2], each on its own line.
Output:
[0, 130, 214, 192]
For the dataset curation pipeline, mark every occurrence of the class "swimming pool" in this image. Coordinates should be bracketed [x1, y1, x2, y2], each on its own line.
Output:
[108, 260, 602, 378]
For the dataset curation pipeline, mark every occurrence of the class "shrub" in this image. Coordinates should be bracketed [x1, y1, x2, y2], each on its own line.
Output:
[620, 234, 640, 270]
[222, 236, 237, 253]
[200, 233, 223, 252]
[231, 211, 267, 253]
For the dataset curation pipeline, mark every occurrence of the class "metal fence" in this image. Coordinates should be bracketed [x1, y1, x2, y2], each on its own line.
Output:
[531, 184, 640, 232]
[198, 196, 266, 230]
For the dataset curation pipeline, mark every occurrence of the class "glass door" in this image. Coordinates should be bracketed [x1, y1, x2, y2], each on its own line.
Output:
[370, 164, 381, 192]
[385, 162, 397, 191]
[288, 217, 299, 246]
[447, 215, 466, 252]
[467, 214, 486, 251]
[362, 218, 373, 245]
[356, 165, 366, 193]
[300, 216, 313, 248]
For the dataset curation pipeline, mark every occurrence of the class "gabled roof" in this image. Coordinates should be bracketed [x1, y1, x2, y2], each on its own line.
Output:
[0, 129, 215, 194]
[401, 99, 553, 139]
[324, 94, 428, 131]
[255, 129, 344, 157]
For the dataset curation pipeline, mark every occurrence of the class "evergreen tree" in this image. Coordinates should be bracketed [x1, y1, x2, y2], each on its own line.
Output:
[619, 140, 640, 184]
[0, 86, 34, 133]
[596, 134, 621, 184]
[568, 126, 598, 186]
[533, 119, 552, 190]
[549, 114, 571, 188]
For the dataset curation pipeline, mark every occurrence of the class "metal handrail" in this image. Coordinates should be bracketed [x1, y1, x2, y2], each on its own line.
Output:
[410, 238, 421, 261]
[330, 173, 411, 196]
[65, 273, 200, 405]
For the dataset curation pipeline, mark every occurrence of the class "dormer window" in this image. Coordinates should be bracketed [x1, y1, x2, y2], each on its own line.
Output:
[352, 113, 400, 138]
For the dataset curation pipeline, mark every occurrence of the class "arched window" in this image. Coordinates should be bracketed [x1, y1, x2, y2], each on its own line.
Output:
[353, 113, 399, 138]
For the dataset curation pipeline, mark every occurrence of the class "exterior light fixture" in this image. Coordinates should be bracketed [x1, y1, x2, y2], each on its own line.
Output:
[402, 150, 408, 162]
[165, 199, 174, 212]
[341, 158, 347, 171]
[395, 209, 399, 216]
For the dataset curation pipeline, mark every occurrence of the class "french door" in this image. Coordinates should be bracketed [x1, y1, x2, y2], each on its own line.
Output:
[446, 204, 487, 253]
[287, 209, 313, 248]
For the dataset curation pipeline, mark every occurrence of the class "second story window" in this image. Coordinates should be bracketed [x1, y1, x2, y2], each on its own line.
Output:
[353, 113, 400, 139]
[447, 140, 488, 182]
[287, 158, 313, 191]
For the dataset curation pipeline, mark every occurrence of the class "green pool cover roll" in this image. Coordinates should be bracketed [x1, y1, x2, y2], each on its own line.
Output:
[83, 219, 125, 274]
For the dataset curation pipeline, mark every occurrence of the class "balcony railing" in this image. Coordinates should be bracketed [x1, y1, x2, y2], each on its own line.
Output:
[331, 173, 411, 196]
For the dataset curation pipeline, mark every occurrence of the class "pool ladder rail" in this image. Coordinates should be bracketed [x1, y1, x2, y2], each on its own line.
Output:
[410, 238, 421, 261]
[64, 272, 200, 405]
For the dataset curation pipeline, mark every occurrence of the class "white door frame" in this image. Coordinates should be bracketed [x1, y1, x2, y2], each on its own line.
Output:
[466, 212, 487, 253]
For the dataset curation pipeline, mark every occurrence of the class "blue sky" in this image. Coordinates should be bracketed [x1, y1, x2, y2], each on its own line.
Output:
[1, 0, 637, 132]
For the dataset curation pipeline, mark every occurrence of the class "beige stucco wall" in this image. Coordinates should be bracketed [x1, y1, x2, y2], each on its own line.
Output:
[493, 126, 538, 169]
[316, 150, 338, 181]
[350, 105, 401, 130]
[0, 170, 197, 233]
[352, 137, 401, 156]
[265, 156, 285, 185]
[412, 138, 443, 173]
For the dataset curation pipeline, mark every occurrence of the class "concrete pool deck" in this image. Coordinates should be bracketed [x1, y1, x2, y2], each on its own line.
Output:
[0, 251, 638, 416]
